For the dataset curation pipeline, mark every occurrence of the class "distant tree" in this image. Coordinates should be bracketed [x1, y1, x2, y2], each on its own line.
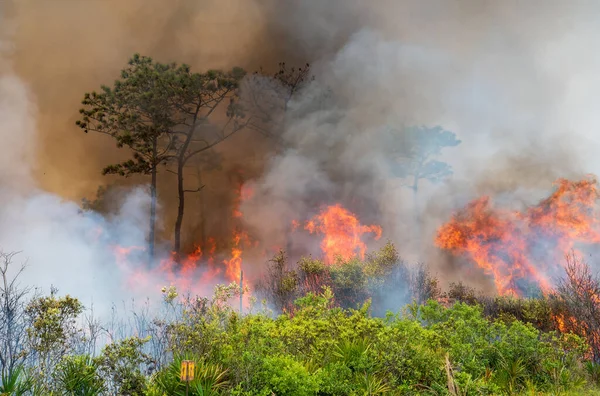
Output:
[386, 125, 461, 235]
[78, 54, 249, 262]
[243, 62, 324, 255]
[244, 62, 315, 148]
[80, 183, 130, 216]
[388, 125, 461, 201]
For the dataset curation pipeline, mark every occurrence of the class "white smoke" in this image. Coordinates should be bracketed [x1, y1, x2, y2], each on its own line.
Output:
[0, 68, 159, 318]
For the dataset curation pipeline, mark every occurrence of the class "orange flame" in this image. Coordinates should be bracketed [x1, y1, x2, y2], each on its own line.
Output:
[436, 177, 600, 296]
[225, 179, 254, 281]
[304, 204, 382, 264]
[223, 230, 251, 281]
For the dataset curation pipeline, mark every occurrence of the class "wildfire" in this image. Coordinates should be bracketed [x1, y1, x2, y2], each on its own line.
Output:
[436, 177, 600, 296]
[304, 204, 383, 264]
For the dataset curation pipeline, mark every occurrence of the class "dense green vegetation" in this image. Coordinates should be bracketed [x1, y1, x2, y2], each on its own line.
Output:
[1, 245, 600, 395]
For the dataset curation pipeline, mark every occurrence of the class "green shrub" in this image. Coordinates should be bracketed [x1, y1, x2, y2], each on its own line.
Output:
[54, 355, 104, 396]
[254, 354, 319, 396]
[152, 354, 228, 396]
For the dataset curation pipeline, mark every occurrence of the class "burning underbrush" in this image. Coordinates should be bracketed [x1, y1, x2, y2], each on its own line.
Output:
[436, 176, 600, 362]
[109, 196, 386, 307]
[436, 176, 600, 296]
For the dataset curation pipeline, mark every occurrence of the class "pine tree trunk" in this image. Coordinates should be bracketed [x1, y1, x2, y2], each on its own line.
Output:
[197, 167, 206, 248]
[173, 121, 196, 264]
[148, 138, 157, 263]
[174, 160, 185, 263]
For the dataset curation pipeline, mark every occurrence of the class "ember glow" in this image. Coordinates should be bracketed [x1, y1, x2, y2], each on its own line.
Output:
[304, 204, 383, 264]
[436, 177, 600, 296]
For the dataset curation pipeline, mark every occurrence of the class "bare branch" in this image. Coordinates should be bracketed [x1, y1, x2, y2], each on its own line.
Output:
[183, 185, 205, 194]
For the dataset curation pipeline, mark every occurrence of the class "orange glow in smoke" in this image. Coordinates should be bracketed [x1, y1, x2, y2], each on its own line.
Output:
[304, 204, 382, 264]
[436, 177, 600, 296]
[291, 219, 300, 231]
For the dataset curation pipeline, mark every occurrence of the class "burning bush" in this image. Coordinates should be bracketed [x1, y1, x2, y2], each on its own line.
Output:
[551, 252, 600, 363]
[437, 176, 600, 297]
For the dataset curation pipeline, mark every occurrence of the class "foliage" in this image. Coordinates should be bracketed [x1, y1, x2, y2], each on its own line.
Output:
[25, 289, 84, 391]
[0, 365, 32, 396]
[25, 292, 84, 355]
[165, 282, 242, 360]
[1, 245, 599, 395]
[255, 242, 414, 313]
[253, 354, 319, 396]
[158, 284, 592, 394]
[53, 355, 104, 396]
[152, 354, 228, 396]
[95, 336, 154, 396]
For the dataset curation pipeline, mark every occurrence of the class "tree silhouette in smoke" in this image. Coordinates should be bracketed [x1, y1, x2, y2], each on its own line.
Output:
[386, 125, 461, 235]
[244, 62, 317, 149]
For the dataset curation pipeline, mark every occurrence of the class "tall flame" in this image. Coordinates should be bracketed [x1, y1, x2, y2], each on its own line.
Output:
[436, 177, 600, 296]
[305, 204, 382, 264]
[225, 181, 254, 281]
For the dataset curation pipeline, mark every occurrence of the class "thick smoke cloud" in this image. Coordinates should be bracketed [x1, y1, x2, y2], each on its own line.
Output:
[242, 1, 600, 289]
[3, 0, 600, 302]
